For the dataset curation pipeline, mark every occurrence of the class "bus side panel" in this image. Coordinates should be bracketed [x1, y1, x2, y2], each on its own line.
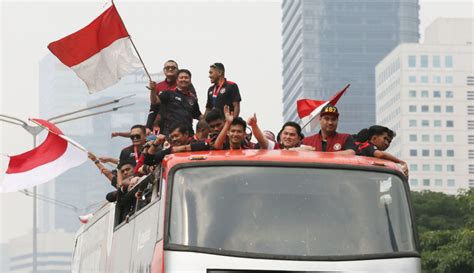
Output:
[129, 200, 162, 272]
[108, 219, 136, 273]
[75, 210, 112, 273]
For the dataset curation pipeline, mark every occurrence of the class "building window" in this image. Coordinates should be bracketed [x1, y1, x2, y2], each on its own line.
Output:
[409, 120, 417, 127]
[434, 179, 442, 186]
[421, 76, 429, 83]
[447, 165, 455, 172]
[410, 149, 418, 156]
[410, 164, 418, 171]
[433, 105, 441, 112]
[423, 179, 430, 186]
[421, 90, 429, 98]
[420, 55, 428, 67]
[446, 135, 454, 142]
[447, 179, 455, 187]
[409, 134, 417, 142]
[433, 90, 441, 98]
[433, 55, 440, 67]
[434, 164, 442, 172]
[434, 120, 441, 127]
[433, 76, 441, 84]
[421, 134, 430, 142]
[434, 135, 442, 142]
[421, 105, 429, 112]
[447, 150, 455, 157]
[409, 90, 416, 97]
[409, 105, 417, 112]
[434, 149, 442, 157]
[409, 76, 416, 83]
[422, 164, 430, 171]
[408, 55, 416, 67]
[446, 90, 453, 98]
[445, 76, 453, 84]
[445, 56, 453, 68]
[422, 149, 430, 156]
[422, 120, 429, 127]
[446, 120, 454, 127]
[446, 106, 454, 112]
[410, 179, 418, 186]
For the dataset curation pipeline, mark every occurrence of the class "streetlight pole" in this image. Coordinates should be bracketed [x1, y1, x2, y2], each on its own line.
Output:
[0, 95, 133, 273]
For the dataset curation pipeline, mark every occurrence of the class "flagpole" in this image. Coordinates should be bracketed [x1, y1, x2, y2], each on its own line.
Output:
[112, 1, 152, 82]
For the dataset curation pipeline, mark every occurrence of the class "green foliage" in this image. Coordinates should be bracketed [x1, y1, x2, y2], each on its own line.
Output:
[411, 189, 474, 273]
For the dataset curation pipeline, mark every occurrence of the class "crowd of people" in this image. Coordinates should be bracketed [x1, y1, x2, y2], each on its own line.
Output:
[87, 59, 409, 218]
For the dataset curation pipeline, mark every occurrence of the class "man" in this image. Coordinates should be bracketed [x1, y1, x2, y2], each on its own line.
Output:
[357, 125, 408, 176]
[205, 63, 241, 117]
[193, 119, 210, 142]
[302, 105, 357, 154]
[145, 60, 196, 133]
[214, 105, 267, 150]
[156, 69, 202, 135]
[275, 122, 304, 150]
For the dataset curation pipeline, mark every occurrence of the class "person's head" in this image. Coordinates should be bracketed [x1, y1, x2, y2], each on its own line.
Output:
[130, 124, 147, 146]
[118, 160, 136, 179]
[209, 62, 225, 84]
[278, 121, 304, 148]
[195, 120, 210, 140]
[205, 109, 225, 137]
[227, 117, 247, 148]
[319, 104, 339, 135]
[355, 128, 370, 143]
[168, 125, 190, 146]
[387, 129, 396, 147]
[163, 60, 178, 81]
[176, 69, 192, 91]
[368, 125, 394, 151]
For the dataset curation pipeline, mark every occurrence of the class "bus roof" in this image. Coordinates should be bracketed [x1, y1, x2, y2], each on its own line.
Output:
[162, 149, 403, 174]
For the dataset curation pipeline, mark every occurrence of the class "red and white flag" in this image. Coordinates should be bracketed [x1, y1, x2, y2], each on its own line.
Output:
[47, 4, 140, 93]
[297, 84, 350, 128]
[0, 119, 87, 193]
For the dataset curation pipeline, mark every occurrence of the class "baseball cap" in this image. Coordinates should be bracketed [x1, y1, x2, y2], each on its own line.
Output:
[320, 104, 339, 117]
[210, 62, 225, 72]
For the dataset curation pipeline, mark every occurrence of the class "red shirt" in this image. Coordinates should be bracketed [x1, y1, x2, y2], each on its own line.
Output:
[154, 79, 177, 94]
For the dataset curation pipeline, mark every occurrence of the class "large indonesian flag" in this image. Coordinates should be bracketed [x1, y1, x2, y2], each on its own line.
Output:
[0, 119, 87, 193]
[47, 4, 140, 92]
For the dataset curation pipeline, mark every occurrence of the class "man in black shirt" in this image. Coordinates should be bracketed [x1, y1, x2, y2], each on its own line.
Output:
[205, 63, 241, 117]
[157, 69, 202, 135]
[118, 124, 147, 165]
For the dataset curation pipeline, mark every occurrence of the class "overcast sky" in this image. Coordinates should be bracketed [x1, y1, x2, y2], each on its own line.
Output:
[0, 0, 472, 244]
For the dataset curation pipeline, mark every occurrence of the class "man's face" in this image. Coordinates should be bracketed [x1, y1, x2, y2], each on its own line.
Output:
[169, 129, 189, 146]
[176, 72, 191, 90]
[280, 126, 301, 148]
[163, 61, 178, 80]
[120, 164, 134, 179]
[130, 128, 146, 146]
[227, 124, 245, 146]
[208, 68, 222, 84]
[372, 132, 390, 151]
[198, 127, 210, 140]
[319, 115, 338, 134]
[208, 119, 225, 135]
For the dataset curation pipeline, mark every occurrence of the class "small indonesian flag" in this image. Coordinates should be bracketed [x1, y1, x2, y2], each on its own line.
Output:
[297, 84, 350, 128]
[47, 4, 140, 93]
[0, 119, 87, 193]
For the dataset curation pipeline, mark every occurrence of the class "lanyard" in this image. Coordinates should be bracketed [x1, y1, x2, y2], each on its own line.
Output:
[212, 80, 225, 98]
[133, 146, 139, 162]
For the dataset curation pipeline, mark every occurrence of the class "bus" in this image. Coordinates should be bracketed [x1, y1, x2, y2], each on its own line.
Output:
[71, 150, 421, 273]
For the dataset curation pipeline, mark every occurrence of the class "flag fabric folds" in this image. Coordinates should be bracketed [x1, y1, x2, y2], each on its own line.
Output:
[47, 4, 140, 93]
[0, 119, 87, 193]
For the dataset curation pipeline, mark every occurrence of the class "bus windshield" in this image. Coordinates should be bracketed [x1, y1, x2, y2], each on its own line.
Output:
[168, 166, 416, 258]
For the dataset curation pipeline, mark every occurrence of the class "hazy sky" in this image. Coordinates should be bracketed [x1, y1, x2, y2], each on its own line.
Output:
[0, 0, 472, 244]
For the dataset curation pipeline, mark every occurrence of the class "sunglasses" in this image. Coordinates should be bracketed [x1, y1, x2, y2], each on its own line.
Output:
[164, 66, 177, 71]
[130, 134, 142, 140]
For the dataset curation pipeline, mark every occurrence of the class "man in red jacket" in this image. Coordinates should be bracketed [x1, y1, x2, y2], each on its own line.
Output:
[302, 104, 357, 155]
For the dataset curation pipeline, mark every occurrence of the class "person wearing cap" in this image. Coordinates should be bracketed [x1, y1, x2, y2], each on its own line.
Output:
[302, 105, 357, 154]
[145, 60, 196, 134]
[155, 69, 202, 136]
[205, 63, 241, 118]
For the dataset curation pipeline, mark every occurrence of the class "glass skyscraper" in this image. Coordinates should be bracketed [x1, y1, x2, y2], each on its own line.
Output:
[282, 0, 420, 133]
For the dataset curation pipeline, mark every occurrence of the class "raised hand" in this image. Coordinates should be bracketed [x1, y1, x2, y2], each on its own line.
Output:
[224, 105, 234, 123]
[247, 113, 257, 127]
